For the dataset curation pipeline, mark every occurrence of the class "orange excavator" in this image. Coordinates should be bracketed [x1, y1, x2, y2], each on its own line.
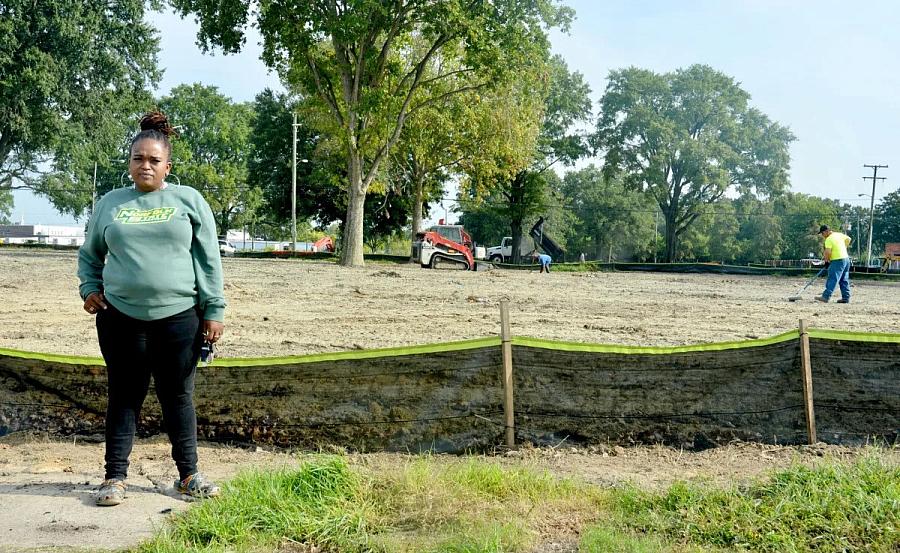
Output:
[312, 236, 335, 253]
[411, 224, 475, 270]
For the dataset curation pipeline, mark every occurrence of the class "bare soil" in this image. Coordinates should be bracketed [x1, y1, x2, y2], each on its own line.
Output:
[1, 249, 899, 359]
[1, 249, 898, 552]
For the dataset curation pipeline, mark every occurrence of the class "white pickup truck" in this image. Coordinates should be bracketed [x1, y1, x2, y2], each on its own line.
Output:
[483, 236, 536, 263]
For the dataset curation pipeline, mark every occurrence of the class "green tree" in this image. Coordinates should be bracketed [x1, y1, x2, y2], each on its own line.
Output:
[0, 188, 12, 223]
[158, 84, 258, 234]
[388, 43, 474, 249]
[558, 165, 654, 262]
[463, 55, 592, 263]
[774, 192, 841, 260]
[248, 90, 412, 249]
[595, 64, 795, 262]
[470, 170, 550, 260]
[170, 0, 571, 267]
[677, 201, 740, 262]
[458, 192, 512, 247]
[457, 74, 543, 257]
[842, 205, 869, 262]
[873, 189, 900, 256]
[0, 0, 160, 217]
[733, 195, 783, 264]
[246, 89, 319, 228]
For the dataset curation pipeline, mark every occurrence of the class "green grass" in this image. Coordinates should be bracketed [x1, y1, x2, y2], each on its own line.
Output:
[580, 526, 719, 553]
[136, 457, 374, 552]
[601, 453, 899, 553]
[134, 455, 599, 553]
[136, 451, 899, 552]
[366, 456, 599, 551]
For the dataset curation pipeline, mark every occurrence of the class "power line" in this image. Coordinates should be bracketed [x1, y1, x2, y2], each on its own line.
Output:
[13, 187, 890, 222]
[861, 164, 888, 267]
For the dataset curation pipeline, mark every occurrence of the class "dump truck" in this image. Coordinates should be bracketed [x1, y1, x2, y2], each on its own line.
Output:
[484, 217, 565, 263]
[411, 224, 475, 270]
[529, 216, 565, 260]
[484, 236, 537, 263]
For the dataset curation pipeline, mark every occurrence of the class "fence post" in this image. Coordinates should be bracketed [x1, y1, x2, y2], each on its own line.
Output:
[798, 319, 817, 444]
[499, 299, 515, 448]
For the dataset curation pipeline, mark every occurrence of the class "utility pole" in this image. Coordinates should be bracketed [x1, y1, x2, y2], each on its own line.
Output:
[291, 113, 298, 254]
[862, 164, 887, 268]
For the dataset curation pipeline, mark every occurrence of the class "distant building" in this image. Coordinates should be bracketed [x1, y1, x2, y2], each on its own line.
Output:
[0, 224, 85, 246]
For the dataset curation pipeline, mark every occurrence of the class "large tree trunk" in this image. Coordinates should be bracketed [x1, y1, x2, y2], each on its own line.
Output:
[664, 208, 678, 263]
[510, 219, 524, 264]
[340, 154, 366, 267]
[219, 208, 232, 237]
[409, 174, 425, 262]
[509, 172, 526, 264]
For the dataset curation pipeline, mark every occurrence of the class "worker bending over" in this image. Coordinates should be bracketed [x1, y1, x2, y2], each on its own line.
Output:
[533, 252, 552, 273]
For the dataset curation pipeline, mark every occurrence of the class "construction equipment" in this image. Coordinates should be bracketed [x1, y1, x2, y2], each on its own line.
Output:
[411, 224, 475, 270]
[483, 217, 565, 264]
[788, 267, 826, 302]
[881, 243, 900, 273]
[312, 236, 335, 253]
[484, 236, 536, 263]
[529, 216, 565, 260]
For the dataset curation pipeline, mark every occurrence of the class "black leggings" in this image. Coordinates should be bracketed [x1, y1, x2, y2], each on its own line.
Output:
[96, 303, 202, 481]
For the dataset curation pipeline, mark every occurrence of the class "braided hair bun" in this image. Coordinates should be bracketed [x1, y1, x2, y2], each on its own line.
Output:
[131, 110, 176, 154]
[139, 111, 177, 137]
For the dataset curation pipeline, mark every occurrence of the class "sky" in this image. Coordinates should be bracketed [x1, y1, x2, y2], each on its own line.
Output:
[12, 0, 900, 225]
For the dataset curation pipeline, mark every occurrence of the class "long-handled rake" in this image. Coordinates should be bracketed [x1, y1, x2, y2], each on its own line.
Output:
[787, 267, 826, 302]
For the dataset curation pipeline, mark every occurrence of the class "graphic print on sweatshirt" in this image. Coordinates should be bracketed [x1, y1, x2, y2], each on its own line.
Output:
[114, 207, 178, 224]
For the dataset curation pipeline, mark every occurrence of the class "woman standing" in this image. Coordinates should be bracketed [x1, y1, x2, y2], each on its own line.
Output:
[78, 112, 226, 506]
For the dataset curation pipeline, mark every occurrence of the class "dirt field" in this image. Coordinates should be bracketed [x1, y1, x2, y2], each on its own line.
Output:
[1, 249, 898, 552]
[1, 249, 899, 359]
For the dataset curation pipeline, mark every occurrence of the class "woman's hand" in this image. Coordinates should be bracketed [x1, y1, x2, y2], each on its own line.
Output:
[83, 292, 107, 315]
[203, 320, 224, 343]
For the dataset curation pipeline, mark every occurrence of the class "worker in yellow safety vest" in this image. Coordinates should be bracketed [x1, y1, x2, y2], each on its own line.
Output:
[815, 225, 852, 303]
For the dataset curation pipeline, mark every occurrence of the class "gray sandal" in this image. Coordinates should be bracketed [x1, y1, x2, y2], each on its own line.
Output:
[175, 472, 220, 499]
[95, 479, 126, 506]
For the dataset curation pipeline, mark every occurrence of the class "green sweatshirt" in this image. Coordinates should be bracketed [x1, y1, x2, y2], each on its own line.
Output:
[77, 185, 226, 322]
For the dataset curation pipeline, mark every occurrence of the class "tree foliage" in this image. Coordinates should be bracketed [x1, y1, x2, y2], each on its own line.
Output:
[773, 192, 841, 260]
[388, 40, 477, 246]
[0, 188, 12, 224]
[677, 201, 741, 263]
[557, 165, 654, 262]
[461, 55, 592, 262]
[158, 84, 258, 234]
[0, 0, 160, 217]
[730, 195, 784, 263]
[247, 89, 319, 227]
[458, 193, 510, 248]
[874, 190, 900, 256]
[170, 0, 572, 266]
[248, 89, 411, 248]
[595, 64, 795, 262]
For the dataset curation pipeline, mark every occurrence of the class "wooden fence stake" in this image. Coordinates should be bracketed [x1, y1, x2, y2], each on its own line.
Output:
[499, 299, 515, 448]
[798, 319, 817, 444]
